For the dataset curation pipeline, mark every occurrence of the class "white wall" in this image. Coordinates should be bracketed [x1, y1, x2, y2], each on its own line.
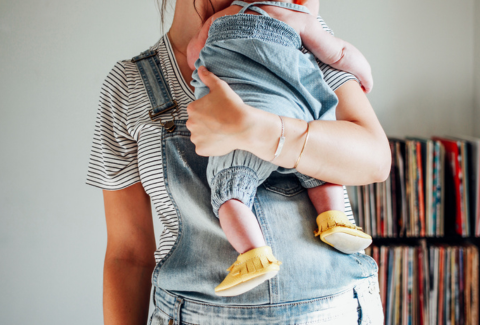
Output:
[0, 0, 477, 324]
[475, 0, 480, 137]
[320, 0, 476, 138]
[0, 1, 165, 324]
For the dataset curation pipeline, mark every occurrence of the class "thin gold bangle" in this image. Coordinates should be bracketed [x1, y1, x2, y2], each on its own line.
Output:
[293, 122, 310, 169]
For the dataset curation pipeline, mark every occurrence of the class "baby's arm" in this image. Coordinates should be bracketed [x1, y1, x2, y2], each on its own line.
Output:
[300, 16, 373, 93]
[187, 17, 214, 71]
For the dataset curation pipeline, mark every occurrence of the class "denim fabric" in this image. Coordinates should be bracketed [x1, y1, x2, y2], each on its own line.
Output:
[152, 121, 380, 307]
[132, 50, 176, 115]
[148, 275, 383, 325]
[191, 1, 338, 217]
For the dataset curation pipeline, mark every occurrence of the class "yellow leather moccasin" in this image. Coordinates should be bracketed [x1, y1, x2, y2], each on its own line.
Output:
[314, 210, 372, 254]
[214, 246, 281, 297]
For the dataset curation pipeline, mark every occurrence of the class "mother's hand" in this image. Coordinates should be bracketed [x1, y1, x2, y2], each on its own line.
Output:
[186, 66, 257, 156]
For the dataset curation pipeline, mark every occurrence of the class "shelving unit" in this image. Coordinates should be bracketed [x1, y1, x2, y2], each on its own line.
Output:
[348, 136, 480, 325]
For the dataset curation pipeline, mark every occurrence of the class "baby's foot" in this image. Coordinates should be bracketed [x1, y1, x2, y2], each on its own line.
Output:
[314, 210, 372, 254]
[215, 246, 281, 297]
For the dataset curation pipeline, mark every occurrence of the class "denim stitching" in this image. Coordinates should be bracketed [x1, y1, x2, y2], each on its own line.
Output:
[156, 284, 359, 310]
[152, 126, 185, 286]
[252, 197, 278, 303]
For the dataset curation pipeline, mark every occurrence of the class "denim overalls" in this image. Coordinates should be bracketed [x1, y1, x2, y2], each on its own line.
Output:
[191, 1, 340, 218]
[131, 17, 383, 325]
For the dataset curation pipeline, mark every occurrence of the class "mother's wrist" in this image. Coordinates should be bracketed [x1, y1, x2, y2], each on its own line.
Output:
[263, 116, 312, 169]
[237, 108, 281, 162]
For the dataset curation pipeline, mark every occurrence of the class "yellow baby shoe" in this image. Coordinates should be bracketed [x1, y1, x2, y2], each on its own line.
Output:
[215, 246, 281, 297]
[314, 210, 372, 254]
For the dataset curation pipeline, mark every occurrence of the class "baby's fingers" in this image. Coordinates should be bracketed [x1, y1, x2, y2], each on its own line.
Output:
[360, 76, 373, 94]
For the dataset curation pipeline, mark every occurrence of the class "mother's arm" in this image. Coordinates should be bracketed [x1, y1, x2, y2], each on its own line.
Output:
[275, 79, 391, 185]
[102, 183, 156, 325]
[186, 67, 391, 185]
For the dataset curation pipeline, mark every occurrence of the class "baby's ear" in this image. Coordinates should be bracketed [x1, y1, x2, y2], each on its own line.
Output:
[293, 0, 308, 5]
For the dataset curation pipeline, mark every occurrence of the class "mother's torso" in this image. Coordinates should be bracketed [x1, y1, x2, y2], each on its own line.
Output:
[87, 34, 378, 305]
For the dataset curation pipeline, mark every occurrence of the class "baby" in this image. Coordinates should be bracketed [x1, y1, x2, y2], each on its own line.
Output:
[187, 0, 373, 297]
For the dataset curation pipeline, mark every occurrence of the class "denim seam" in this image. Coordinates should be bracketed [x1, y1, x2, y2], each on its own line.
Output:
[157, 281, 361, 310]
[154, 306, 171, 319]
[173, 298, 184, 325]
[252, 197, 278, 303]
[152, 128, 185, 286]
[181, 321, 200, 325]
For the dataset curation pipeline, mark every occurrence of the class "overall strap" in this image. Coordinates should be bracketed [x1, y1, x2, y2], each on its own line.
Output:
[131, 49, 178, 132]
[232, 1, 310, 16]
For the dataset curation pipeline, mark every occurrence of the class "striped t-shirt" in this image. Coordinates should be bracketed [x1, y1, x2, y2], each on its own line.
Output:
[87, 19, 358, 263]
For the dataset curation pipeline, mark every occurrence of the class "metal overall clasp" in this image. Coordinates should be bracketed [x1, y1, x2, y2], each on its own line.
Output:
[148, 101, 179, 133]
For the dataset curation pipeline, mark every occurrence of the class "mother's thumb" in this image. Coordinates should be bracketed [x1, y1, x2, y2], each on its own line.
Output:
[198, 66, 224, 90]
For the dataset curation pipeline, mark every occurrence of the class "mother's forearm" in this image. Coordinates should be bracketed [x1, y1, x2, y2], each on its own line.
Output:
[295, 119, 390, 185]
[242, 81, 391, 185]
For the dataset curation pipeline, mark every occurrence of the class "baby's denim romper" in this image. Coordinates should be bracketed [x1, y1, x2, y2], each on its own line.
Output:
[191, 1, 339, 218]
[126, 18, 384, 325]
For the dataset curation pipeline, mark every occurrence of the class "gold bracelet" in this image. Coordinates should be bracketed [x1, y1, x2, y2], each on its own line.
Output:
[293, 122, 310, 169]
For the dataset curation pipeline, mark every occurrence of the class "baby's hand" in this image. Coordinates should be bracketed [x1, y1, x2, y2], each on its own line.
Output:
[332, 42, 373, 94]
[300, 17, 373, 93]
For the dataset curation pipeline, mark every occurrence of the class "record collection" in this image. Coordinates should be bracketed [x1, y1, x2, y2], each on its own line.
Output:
[349, 135, 480, 324]
[349, 136, 480, 238]
[366, 244, 479, 325]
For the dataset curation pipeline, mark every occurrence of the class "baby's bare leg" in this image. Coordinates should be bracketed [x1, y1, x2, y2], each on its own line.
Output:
[218, 199, 266, 254]
[307, 183, 344, 214]
[308, 183, 371, 254]
[215, 199, 280, 297]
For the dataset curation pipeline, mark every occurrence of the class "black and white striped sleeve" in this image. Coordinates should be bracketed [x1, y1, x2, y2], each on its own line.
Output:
[312, 16, 359, 91]
[86, 62, 140, 190]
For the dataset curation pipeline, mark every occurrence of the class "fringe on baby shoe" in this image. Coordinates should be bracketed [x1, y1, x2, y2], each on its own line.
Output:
[226, 246, 282, 276]
[313, 210, 362, 237]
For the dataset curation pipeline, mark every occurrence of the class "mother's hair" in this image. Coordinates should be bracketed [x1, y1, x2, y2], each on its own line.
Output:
[157, 0, 216, 27]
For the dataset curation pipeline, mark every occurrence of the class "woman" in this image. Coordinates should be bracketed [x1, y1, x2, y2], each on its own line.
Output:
[86, 0, 391, 323]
